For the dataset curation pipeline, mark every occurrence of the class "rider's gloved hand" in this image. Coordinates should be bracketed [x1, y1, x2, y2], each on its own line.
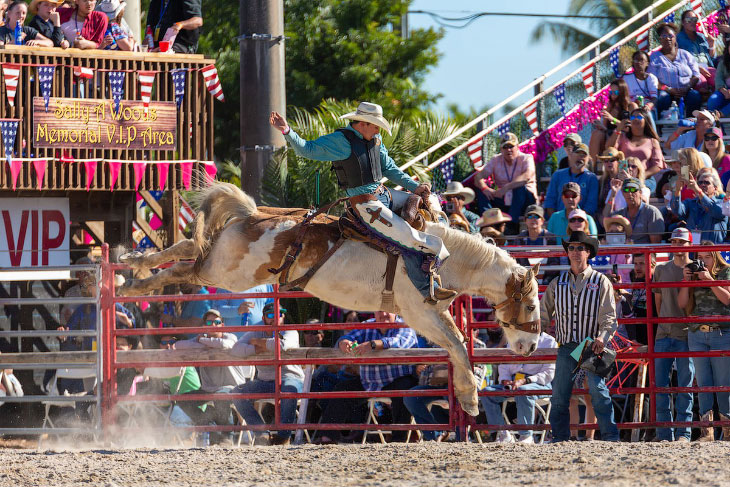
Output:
[414, 184, 431, 198]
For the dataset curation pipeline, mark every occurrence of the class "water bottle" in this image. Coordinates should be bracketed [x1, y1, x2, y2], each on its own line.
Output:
[105, 25, 116, 49]
[669, 101, 679, 121]
[636, 95, 644, 108]
[14, 21, 22, 45]
[144, 25, 155, 50]
[678, 97, 685, 119]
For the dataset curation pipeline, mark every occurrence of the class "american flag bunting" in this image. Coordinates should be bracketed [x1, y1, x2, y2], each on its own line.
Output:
[497, 120, 511, 137]
[636, 28, 649, 51]
[2, 63, 19, 107]
[467, 138, 483, 167]
[524, 100, 539, 135]
[581, 63, 595, 96]
[171, 69, 187, 108]
[554, 83, 566, 116]
[664, 12, 675, 23]
[201, 64, 224, 102]
[37, 66, 55, 112]
[0, 119, 18, 163]
[108, 71, 126, 113]
[138, 70, 156, 111]
[609, 48, 620, 78]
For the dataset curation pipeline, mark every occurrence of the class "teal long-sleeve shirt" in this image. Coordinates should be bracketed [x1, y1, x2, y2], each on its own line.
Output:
[283, 124, 419, 196]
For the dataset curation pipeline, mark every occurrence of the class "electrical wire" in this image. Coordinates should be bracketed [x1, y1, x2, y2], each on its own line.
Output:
[408, 10, 627, 29]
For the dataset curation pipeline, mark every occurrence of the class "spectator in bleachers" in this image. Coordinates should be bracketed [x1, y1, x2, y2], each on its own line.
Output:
[608, 107, 665, 178]
[214, 285, 273, 338]
[473, 132, 537, 230]
[670, 167, 728, 243]
[441, 181, 479, 234]
[480, 331, 556, 444]
[649, 22, 702, 118]
[514, 205, 559, 284]
[603, 177, 664, 244]
[678, 241, 730, 441]
[671, 148, 711, 202]
[28, 0, 70, 48]
[701, 127, 730, 176]
[546, 182, 598, 240]
[596, 147, 624, 216]
[653, 227, 694, 442]
[708, 43, 730, 116]
[145, 0, 202, 54]
[676, 9, 716, 94]
[665, 109, 718, 152]
[566, 209, 594, 237]
[557, 133, 581, 170]
[589, 79, 638, 163]
[160, 284, 212, 328]
[475, 208, 511, 237]
[0, 1, 53, 46]
[628, 157, 656, 196]
[230, 302, 303, 445]
[602, 215, 633, 283]
[623, 51, 659, 116]
[316, 312, 418, 444]
[58, 0, 108, 49]
[95, 0, 134, 51]
[544, 143, 598, 217]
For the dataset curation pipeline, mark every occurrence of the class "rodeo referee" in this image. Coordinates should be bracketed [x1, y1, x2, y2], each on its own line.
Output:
[540, 231, 619, 442]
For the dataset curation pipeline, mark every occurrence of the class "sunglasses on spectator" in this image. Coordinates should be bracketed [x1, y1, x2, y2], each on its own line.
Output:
[628, 164, 639, 170]
[660, 33, 675, 39]
[704, 135, 720, 141]
[629, 115, 644, 121]
[160, 339, 176, 346]
[698, 180, 713, 186]
[303, 330, 321, 336]
[622, 187, 639, 193]
[265, 312, 283, 320]
[562, 192, 578, 199]
[502, 144, 515, 150]
[610, 89, 620, 95]
[683, 16, 698, 23]
[446, 195, 464, 201]
[205, 319, 223, 326]
[567, 245, 586, 252]
[526, 214, 541, 220]
[569, 217, 585, 223]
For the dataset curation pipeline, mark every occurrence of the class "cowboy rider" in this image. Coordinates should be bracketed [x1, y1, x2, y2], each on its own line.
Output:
[270, 102, 457, 304]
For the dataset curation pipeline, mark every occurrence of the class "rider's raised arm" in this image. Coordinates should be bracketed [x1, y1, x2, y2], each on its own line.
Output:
[284, 129, 352, 162]
[379, 141, 419, 192]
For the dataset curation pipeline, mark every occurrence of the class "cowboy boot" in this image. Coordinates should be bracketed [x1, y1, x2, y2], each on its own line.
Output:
[424, 271, 458, 304]
[720, 413, 730, 441]
[697, 410, 714, 442]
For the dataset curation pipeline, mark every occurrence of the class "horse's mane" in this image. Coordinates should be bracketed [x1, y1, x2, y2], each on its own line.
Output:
[424, 222, 521, 275]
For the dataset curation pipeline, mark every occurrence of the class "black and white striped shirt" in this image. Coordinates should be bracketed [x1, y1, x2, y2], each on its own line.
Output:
[540, 266, 617, 344]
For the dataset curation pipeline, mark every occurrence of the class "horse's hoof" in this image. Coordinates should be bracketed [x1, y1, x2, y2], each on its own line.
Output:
[461, 401, 479, 417]
[119, 251, 145, 268]
[117, 281, 146, 297]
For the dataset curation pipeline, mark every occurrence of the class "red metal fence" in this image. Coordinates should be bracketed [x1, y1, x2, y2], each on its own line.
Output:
[100, 243, 730, 442]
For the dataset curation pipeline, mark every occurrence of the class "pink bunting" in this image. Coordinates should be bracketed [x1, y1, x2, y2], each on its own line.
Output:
[204, 162, 217, 183]
[149, 214, 163, 230]
[32, 159, 46, 190]
[109, 161, 122, 191]
[156, 162, 170, 191]
[9, 159, 21, 190]
[84, 160, 97, 191]
[181, 162, 193, 190]
[133, 162, 147, 191]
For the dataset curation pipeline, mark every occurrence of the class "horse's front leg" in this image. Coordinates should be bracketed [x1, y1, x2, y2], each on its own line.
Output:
[119, 261, 200, 296]
[120, 239, 198, 271]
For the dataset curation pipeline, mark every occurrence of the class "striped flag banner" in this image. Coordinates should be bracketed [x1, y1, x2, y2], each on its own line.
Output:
[523, 100, 539, 135]
[467, 138, 483, 167]
[636, 27, 649, 51]
[2, 63, 19, 107]
[171, 69, 187, 108]
[179, 196, 195, 233]
[200, 64, 225, 102]
[581, 63, 595, 96]
[138, 70, 156, 111]
[73, 66, 94, 98]
[691, 0, 702, 15]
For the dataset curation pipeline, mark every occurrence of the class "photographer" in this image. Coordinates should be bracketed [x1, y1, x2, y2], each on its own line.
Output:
[588, 79, 637, 162]
[678, 242, 730, 442]
[670, 167, 728, 243]
[607, 107, 665, 178]
[440, 182, 479, 234]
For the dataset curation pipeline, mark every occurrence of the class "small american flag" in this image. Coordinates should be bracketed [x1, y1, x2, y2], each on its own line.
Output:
[179, 195, 196, 233]
[0, 119, 18, 164]
[467, 138, 484, 167]
[109, 71, 126, 113]
[37, 66, 55, 112]
[136, 236, 155, 250]
[554, 83, 566, 116]
[581, 63, 595, 96]
[171, 69, 187, 108]
[496, 120, 511, 137]
[589, 255, 612, 268]
[720, 0, 726, 9]
[664, 12, 675, 23]
[722, 251, 730, 263]
[609, 48, 620, 78]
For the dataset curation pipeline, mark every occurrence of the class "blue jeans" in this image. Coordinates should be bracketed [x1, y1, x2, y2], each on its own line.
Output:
[403, 385, 450, 441]
[688, 329, 730, 417]
[549, 342, 619, 441]
[707, 91, 730, 117]
[232, 377, 303, 440]
[654, 337, 694, 441]
[656, 89, 702, 117]
[480, 382, 551, 439]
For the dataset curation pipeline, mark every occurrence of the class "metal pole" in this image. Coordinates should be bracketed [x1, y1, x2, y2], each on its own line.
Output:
[239, 0, 286, 203]
[122, 0, 142, 50]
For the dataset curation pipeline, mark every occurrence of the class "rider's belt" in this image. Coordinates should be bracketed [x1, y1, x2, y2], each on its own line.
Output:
[348, 193, 378, 205]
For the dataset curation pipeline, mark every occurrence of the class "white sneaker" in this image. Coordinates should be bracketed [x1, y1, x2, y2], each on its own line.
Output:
[517, 435, 535, 444]
[495, 431, 515, 444]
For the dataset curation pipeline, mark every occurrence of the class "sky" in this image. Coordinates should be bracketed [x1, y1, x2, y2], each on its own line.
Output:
[408, 0, 576, 114]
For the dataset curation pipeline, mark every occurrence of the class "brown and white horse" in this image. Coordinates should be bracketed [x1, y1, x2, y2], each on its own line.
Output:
[119, 182, 541, 416]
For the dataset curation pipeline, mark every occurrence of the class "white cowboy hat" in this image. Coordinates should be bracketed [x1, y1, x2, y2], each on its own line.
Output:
[441, 181, 475, 205]
[340, 102, 392, 136]
[95, 0, 126, 19]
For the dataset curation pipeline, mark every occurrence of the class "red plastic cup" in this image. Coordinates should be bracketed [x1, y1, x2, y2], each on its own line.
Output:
[159, 40, 170, 52]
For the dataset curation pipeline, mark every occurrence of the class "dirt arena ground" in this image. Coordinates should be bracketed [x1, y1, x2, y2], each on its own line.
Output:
[1, 442, 729, 487]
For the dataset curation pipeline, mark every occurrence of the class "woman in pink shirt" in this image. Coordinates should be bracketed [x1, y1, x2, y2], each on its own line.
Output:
[473, 132, 537, 233]
[607, 107, 665, 178]
[702, 127, 730, 177]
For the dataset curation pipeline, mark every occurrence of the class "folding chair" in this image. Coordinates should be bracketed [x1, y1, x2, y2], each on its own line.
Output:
[39, 367, 98, 449]
[500, 396, 552, 444]
[232, 398, 310, 446]
[362, 397, 417, 444]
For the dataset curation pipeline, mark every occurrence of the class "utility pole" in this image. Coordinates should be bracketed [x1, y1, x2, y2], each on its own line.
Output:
[239, 0, 286, 203]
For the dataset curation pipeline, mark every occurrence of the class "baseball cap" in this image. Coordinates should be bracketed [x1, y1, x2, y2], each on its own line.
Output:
[572, 143, 589, 155]
[204, 309, 222, 319]
[562, 182, 581, 195]
[670, 227, 692, 243]
[500, 132, 519, 148]
[524, 204, 544, 218]
[692, 109, 716, 125]
[568, 209, 588, 221]
[263, 302, 287, 314]
[563, 133, 582, 145]
[622, 178, 642, 191]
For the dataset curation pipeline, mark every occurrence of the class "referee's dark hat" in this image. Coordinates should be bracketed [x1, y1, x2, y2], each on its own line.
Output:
[562, 231, 599, 259]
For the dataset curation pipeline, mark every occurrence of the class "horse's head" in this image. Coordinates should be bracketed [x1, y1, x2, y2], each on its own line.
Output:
[493, 263, 541, 356]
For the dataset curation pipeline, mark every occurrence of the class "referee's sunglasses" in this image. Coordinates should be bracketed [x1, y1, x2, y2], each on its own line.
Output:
[567, 245, 587, 252]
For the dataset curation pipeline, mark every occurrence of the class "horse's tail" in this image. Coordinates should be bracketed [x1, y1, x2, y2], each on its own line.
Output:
[191, 181, 258, 263]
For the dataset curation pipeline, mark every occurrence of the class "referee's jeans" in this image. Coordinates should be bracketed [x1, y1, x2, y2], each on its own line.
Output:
[549, 342, 619, 442]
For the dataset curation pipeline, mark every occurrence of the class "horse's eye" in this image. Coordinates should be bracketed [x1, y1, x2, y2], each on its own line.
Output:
[526, 305, 535, 312]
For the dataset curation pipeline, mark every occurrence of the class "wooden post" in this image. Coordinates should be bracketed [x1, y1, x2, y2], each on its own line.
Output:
[163, 189, 181, 246]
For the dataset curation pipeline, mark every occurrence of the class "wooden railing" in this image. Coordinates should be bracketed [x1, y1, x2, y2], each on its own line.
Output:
[0, 45, 215, 192]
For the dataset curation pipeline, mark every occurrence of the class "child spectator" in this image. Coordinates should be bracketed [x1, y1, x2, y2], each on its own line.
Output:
[546, 182, 598, 240]
[623, 51, 658, 115]
[28, 0, 69, 48]
[95, 0, 133, 50]
[0, 1, 53, 46]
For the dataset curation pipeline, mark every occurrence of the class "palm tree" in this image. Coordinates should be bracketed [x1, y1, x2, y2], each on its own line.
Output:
[530, 0, 683, 55]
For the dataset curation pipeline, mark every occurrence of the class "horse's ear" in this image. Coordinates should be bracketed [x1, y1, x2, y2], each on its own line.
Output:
[531, 262, 541, 277]
[523, 267, 533, 283]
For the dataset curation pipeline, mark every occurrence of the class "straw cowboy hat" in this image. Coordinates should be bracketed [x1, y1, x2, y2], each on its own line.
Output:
[476, 208, 512, 227]
[29, 0, 64, 15]
[480, 226, 506, 246]
[603, 215, 632, 237]
[441, 181, 475, 204]
[340, 102, 392, 136]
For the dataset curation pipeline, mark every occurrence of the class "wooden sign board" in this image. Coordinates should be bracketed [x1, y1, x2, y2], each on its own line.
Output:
[32, 97, 177, 150]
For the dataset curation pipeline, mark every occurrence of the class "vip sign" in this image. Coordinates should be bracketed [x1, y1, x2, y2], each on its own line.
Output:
[0, 198, 70, 280]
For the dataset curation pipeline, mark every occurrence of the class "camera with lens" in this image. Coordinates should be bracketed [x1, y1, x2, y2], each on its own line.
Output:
[443, 201, 455, 213]
[686, 259, 707, 278]
[619, 110, 631, 121]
